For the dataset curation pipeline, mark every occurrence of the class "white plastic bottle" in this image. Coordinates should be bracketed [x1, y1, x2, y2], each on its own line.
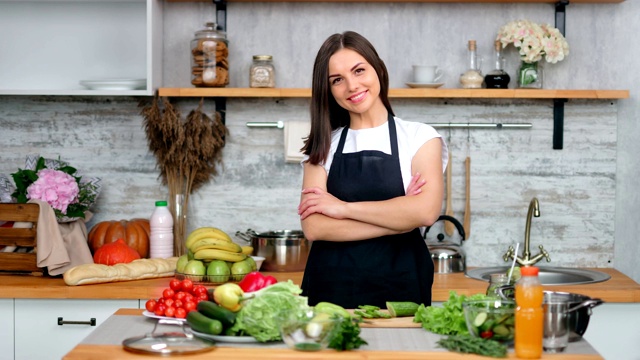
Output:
[149, 200, 174, 259]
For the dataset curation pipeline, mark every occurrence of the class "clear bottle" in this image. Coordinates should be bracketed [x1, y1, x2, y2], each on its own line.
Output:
[459, 40, 484, 89]
[149, 200, 174, 259]
[250, 55, 276, 88]
[515, 266, 544, 359]
[485, 40, 511, 89]
[190, 22, 229, 87]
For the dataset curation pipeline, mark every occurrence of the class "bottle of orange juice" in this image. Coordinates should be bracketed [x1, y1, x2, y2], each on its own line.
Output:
[515, 266, 543, 358]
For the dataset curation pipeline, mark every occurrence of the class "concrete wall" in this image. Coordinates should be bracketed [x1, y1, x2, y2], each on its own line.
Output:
[0, 1, 637, 281]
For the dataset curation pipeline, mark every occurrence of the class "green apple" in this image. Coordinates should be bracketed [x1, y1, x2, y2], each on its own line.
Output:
[183, 259, 206, 276]
[230, 260, 252, 275]
[176, 255, 189, 273]
[207, 260, 230, 282]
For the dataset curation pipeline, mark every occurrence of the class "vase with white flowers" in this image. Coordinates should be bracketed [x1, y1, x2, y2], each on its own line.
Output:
[497, 19, 570, 89]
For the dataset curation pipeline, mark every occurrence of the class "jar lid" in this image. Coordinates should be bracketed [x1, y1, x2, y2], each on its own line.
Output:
[253, 55, 273, 61]
[194, 22, 227, 40]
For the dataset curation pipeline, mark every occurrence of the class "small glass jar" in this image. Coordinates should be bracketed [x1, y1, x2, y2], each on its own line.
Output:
[486, 273, 510, 298]
[190, 22, 229, 87]
[249, 55, 275, 88]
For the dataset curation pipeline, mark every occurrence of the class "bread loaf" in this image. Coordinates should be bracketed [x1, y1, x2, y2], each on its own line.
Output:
[63, 257, 178, 286]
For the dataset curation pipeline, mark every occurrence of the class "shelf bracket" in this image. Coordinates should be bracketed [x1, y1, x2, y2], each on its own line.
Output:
[553, 99, 568, 150]
[555, 0, 569, 36]
[213, 0, 227, 32]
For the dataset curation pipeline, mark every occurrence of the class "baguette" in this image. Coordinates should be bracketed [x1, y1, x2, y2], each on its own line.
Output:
[63, 257, 178, 286]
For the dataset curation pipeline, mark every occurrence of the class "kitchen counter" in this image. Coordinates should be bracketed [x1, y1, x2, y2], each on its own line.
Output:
[63, 308, 603, 360]
[1, 267, 638, 303]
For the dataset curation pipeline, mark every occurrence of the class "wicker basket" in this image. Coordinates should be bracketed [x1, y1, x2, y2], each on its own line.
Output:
[0, 203, 42, 275]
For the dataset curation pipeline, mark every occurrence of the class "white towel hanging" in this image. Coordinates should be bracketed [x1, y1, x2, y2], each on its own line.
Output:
[284, 121, 311, 163]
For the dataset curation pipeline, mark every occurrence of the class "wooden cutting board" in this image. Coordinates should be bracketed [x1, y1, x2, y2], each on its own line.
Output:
[348, 309, 421, 328]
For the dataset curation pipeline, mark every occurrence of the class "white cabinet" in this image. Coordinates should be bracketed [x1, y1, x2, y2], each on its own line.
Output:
[583, 303, 640, 360]
[0, 299, 14, 360]
[0, 0, 163, 96]
[14, 299, 138, 360]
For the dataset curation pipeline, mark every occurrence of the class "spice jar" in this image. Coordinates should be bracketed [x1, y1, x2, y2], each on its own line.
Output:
[250, 55, 275, 88]
[190, 22, 229, 87]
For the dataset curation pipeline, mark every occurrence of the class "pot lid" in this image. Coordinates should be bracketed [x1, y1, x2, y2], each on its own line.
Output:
[122, 319, 215, 356]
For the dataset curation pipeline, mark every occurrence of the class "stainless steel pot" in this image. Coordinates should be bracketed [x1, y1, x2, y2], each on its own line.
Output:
[424, 215, 467, 273]
[235, 229, 309, 272]
[498, 286, 604, 342]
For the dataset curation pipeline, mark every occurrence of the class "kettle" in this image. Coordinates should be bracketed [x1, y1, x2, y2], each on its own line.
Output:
[424, 215, 466, 273]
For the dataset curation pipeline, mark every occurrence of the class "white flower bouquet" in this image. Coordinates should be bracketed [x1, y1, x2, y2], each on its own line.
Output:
[497, 19, 570, 64]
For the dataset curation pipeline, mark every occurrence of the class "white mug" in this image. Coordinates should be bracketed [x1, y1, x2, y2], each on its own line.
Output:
[413, 65, 443, 83]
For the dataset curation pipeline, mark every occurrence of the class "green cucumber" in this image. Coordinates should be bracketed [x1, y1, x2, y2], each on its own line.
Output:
[197, 300, 236, 329]
[186, 310, 223, 335]
[473, 312, 488, 327]
[386, 301, 420, 317]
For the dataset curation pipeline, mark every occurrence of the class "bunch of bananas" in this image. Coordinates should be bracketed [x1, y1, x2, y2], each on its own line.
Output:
[185, 227, 253, 262]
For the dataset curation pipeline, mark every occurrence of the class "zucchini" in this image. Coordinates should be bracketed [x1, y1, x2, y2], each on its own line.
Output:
[197, 300, 236, 329]
[386, 301, 420, 317]
[186, 310, 223, 335]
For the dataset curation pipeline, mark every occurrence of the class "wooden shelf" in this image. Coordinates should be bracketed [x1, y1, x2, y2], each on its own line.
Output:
[168, 0, 625, 3]
[158, 87, 629, 99]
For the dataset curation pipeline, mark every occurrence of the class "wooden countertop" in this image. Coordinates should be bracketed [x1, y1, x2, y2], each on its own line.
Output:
[2, 267, 638, 303]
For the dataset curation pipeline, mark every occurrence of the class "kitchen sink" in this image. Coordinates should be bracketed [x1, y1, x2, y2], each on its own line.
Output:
[465, 266, 611, 285]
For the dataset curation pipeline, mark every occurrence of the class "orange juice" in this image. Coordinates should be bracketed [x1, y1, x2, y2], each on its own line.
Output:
[515, 266, 543, 359]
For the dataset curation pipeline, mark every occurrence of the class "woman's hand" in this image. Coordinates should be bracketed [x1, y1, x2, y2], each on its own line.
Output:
[406, 172, 426, 196]
[298, 187, 347, 220]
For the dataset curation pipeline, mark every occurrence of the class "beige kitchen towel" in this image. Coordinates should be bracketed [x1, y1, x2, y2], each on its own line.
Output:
[284, 120, 310, 163]
[29, 199, 94, 276]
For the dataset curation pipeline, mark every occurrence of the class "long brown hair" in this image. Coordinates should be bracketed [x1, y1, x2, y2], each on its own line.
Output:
[302, 31, 394, 165]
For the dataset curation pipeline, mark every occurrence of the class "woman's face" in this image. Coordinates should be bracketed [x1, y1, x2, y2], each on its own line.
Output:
[328, 48, 381, 115]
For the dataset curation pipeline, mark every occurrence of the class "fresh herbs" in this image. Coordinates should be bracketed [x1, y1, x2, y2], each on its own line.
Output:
[413, 291, 487, 335]
[437, 335, 508, 358]
[327, 317, 368, 351]
[354, 305, 391, 319]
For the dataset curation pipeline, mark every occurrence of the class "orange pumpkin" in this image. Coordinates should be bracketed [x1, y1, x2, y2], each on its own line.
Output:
[88, 219, 150, 258]
[93, 238, 141, 265]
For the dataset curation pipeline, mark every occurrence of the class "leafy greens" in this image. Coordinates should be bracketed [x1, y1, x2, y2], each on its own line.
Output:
[413, 291, 487, 335]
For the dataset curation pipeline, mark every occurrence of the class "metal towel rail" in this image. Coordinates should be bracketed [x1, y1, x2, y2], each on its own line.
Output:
[245, 121, 532, 129]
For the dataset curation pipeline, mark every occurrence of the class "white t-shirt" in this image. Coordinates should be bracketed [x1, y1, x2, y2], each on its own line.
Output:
[316, 117, 448, 191]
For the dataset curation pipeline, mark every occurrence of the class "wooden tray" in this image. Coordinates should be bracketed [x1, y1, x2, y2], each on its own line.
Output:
[0, 203, 42, 275]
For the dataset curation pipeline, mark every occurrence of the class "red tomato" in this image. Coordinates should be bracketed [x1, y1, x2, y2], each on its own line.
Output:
[183, 293, 195, 303]
[480, 330, 494, 339]
[183, 301, 197, 313]
[193, 285, 208, 297]
[169, 279, 182, 292]
[154, 304, 167, 317]
[145, 299, 157, 312]
[164, 298, 175, 308]
[175, 308, 187, 319]
[174, 299, 184, 309]
[157, 297, 165, 305]
[197, 292, 209, 301]
[181, 279, 194, 293]
[162, 288, 175, 300]
[164, 306, 176, 318]
[174, 291, 187, 301]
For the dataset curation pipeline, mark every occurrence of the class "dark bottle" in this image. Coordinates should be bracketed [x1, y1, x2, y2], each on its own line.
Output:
[485, 40, 511, 89]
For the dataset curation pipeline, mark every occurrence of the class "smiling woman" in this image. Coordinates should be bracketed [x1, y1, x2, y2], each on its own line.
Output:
[298, 31, 449, 310]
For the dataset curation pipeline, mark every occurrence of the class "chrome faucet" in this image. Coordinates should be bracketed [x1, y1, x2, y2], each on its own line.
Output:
[503, 197, 551, 266]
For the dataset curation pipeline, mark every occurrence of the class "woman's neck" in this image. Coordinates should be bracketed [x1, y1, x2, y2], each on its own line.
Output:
[349, 101, 388, 130]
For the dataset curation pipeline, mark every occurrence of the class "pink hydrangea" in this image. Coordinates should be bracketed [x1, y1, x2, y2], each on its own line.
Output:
[26, 168, 79, 214]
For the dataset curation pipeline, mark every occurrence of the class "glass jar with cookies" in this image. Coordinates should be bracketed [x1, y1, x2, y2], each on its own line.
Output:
[191, 22, 229, 87]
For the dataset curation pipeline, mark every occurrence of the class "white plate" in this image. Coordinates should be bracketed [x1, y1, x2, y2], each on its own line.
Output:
[142, 310, 186, 322]
[406, 82, 444, 89]
[79, 78, 146, 90]
[191, 330, 260, 343]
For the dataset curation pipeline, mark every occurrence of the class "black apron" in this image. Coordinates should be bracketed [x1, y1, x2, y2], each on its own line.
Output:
[301, 115, 434, 309]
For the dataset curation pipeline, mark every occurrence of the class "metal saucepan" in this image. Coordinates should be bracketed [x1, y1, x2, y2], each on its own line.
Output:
[497, 285, 604, 342]
[235, 229, 310, 272]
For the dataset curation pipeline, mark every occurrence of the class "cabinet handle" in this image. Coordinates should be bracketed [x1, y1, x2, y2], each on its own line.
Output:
[57, 317, 96, 326]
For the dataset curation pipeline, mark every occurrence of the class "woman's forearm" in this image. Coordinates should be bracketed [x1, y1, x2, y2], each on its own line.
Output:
[301, 213, 403, 242]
